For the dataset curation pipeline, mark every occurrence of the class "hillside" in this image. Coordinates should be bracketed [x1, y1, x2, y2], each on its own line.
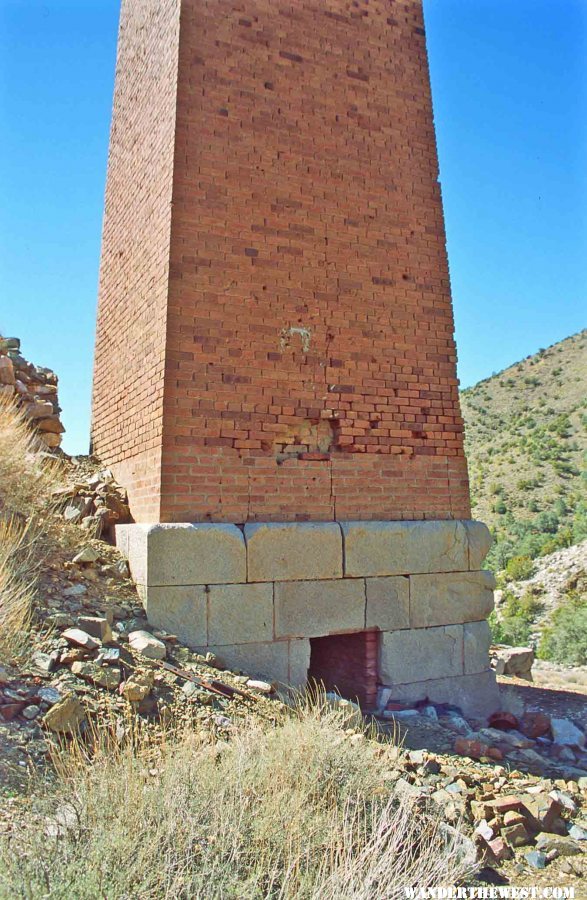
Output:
[461, 330, 587, 571]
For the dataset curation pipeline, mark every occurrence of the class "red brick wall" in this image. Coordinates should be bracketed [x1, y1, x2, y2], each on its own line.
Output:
[93, 0, 471, 524]
[91, 0, 181, 521]
[309, 631, 379, 709]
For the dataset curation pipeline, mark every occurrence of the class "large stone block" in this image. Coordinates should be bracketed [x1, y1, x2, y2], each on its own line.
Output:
[116, 523, 246, 586]
[463, 620, 492, 675]
[409, 571, 495, 628]
[143, 585, 207, 646]
[384, 670, 500, 718]
[245, 522, 343, 582]
[365, 577, 409, 630]
[274, 579, 365, 639]
[208, 583, 273, 645]
[341, 520, 469, 577]
[380, 625, 463, 684]
[464, 521, 493, 569]
[199, 641, 290, 684]
[289, 639, 311, 687]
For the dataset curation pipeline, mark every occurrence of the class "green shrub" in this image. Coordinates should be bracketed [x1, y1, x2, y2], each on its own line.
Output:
[504, 555, 534, 582]
[490, 589, 542, 647]
[538, 595, 587, 666]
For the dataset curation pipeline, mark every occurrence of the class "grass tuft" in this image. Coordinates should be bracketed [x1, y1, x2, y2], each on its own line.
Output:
[0, 704, 476, 899]
[0, 392, 63, 519]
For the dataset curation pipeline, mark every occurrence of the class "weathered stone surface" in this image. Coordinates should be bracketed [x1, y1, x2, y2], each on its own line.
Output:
[208, 583, 273, 645]
[37, 415, 65, 434]
[383, 670, 500, 718]
[380, 625, 464, 684]
[197, 641, 290, 684]
[245, 522, 343, 582]
[341, 520, 469, 577]
[71, 661, 120, 690]
[73, 547, 100, 565]
[288, 638, 311, 686]
[118, 523, 246, 586]
[492, 645, 534, 678]
[128, 630, 166, 660]
[274, 578, 364, 639]
[0, 356, 15, 385]
[144, 585, 207, 646]
[42, 695, 85, 734]
[77, 616, 113, 643]
[62, 628, 100, 651]
[551, 718, 586, 748]
[365, 576, 409, 630]
[410, 571, 495, 628]
[463, 621, 492, 675]
[464, 521, 492, 569]
[120, 670, 154, 701]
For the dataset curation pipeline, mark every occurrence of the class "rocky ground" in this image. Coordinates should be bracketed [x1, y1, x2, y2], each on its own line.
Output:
[0, 459, 586, 892]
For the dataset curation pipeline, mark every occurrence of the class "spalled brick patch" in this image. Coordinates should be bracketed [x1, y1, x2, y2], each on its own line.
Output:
[308, 631, 379, 709]
[92, 0, 471, 524]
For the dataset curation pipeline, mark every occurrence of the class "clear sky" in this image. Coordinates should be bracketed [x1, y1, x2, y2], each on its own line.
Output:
[0, 0, 585, 455]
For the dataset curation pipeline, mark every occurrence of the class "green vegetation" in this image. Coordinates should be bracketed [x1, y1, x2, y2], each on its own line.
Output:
[489, 589, 542, 646]
[538, 592, 587, 666]
[460, 330, 587, 571]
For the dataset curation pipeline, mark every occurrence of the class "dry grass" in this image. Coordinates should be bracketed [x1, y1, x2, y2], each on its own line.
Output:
[0, 393, 63, 519]
[0, 516, 40, 660]
[0, 702, 476, 899]
[0, 396, 65, 660]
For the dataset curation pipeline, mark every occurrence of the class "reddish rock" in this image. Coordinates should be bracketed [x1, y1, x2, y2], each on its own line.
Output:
[520, 711, 551, 740]
[487, 837, 512, 861]
[0, 702, 26, 721]
[487, 746, 504, 761]
[487, 795, 523, 814]
[454, 737, 489, 760]
[488, 711, 518, 731]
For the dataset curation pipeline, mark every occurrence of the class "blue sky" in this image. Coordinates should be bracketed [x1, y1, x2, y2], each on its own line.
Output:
[0, 1, 585, 455]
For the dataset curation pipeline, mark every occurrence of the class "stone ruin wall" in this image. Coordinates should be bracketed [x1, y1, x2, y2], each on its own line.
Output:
[0, 336, 65, 450]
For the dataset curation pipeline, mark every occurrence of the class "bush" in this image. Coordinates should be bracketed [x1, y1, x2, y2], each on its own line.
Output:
[0, 704, 475, 898]
[539, 596, 587, 666]
[504, 555, 534, 582]
[490, 589, 541, 647]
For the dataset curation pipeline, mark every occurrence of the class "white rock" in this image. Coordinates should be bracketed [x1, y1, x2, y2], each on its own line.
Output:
[128, 630, 166, 660]
[551, 718, 585, 748]
[73, 547, 100, 564]
[246, 679, 274, 693]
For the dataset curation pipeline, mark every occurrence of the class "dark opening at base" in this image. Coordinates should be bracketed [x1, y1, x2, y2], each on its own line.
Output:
[308, 630, 380, 709]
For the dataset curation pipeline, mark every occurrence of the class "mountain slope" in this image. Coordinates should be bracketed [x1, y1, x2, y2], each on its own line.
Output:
[460, 329, 587, 570]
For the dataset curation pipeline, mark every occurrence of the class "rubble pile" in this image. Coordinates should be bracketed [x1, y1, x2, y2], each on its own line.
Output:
[53, 466, 132, 540]
[0, 532, 280, 783]
[0, 336, 65, 450]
